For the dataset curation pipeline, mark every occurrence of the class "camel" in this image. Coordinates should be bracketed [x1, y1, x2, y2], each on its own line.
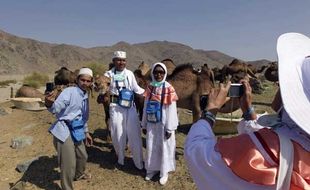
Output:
[54, 67, 77, 86]
[212, 66, 225, 83]
[94, 75, 111, 124]
[135, 58, 176, 79]
[247, 64, 268, 74]
[15, 85, 45, 100]
[201, 63, 215, 86]
[94, 75, 112, 141]
[222, 59, 257, 82]
[264, 61, 278, 82]
[137, 61, 150, 76]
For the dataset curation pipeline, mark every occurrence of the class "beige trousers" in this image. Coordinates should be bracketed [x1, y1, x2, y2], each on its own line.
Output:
[53, 136, 88, 190]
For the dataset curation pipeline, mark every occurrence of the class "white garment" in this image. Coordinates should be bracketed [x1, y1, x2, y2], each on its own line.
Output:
[141, 93, 178, 177]
[105, 68, 144, 95]
[237, 115, 266, 134]
[105, 68, 145, 169]
[184, 119, 275, 190]
[237, 112, 310, 151]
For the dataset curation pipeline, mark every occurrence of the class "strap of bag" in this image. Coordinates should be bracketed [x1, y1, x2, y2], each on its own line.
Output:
[275, 130, 294, 190]
[114, 68, 130, 93]
[159, 83, 165, 121]
[114, 69, 121, 93]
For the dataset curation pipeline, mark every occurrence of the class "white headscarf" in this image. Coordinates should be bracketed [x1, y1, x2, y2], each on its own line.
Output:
[150, 62, 167, 86]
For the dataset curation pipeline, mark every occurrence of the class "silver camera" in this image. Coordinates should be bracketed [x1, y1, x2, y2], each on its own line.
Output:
[228, 83, 244, 97]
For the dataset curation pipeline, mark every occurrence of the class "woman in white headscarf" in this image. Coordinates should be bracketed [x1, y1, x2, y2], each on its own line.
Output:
[185, 33, 310, 190]
[141, 62, 179, 185]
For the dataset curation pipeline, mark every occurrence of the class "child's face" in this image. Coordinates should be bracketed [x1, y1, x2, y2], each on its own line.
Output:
[78, 75, 93, 91]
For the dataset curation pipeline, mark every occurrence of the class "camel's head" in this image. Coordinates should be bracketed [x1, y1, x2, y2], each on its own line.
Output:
[137, 61, 150, 76]
[53, 67, 78, 86]
[93, 75, 111, 94]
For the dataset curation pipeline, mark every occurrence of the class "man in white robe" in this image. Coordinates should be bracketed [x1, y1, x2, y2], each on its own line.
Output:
[104, 51, 145, 169]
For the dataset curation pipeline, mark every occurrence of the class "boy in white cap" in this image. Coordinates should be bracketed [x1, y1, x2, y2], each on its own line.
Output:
[46, 67, 93, 190]
[104, 51, 145, 170]
[185, 33, 310, 190]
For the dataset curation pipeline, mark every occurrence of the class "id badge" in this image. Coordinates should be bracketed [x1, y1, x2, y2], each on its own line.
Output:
[119, 99, 131, 107]
[113, 74, 125, 81]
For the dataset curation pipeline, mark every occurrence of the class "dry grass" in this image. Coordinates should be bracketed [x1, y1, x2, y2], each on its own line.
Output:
[252, 81, 278, 114]
[0, 80, 17, 88]
[23, 72, 49, 89]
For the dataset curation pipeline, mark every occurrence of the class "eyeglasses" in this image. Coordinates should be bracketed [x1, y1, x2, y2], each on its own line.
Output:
[153, 70, 165, 75]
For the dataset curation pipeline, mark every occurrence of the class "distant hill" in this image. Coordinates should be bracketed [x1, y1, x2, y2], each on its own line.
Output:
[0, 29, 272, 75]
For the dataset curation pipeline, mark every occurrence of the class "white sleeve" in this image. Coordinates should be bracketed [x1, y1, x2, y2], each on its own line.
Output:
[165, 101, 178, 132]
[104, 70, 112, 78]
[184, 119, 221, 189]
[141, 99, 148, 129]
[237, 114, 268, 134]
[128, 71, 144, 94]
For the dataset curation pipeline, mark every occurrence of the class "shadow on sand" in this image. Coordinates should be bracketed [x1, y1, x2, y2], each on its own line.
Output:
[87, 128, 146, 178]
[10, 155, 61, 190]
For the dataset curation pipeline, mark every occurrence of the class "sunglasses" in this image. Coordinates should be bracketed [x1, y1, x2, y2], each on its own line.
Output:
[153, 70, 165, 75]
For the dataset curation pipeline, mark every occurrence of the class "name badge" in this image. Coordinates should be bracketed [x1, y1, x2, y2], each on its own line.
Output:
[114, 74, 125, 81]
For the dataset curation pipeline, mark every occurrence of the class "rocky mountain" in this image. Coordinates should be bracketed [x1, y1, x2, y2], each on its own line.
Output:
[0, 29, 271, 75]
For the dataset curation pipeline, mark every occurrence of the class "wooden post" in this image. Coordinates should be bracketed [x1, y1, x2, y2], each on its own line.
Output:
[10, 87, 14, 98]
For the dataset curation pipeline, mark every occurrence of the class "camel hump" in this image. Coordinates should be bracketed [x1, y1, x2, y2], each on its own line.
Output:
[161, 58, 177, 76]
[54, 67, 77, 85]
[16, 85, 45, 100]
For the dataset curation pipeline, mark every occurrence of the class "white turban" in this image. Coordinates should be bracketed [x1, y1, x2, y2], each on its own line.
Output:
[78, 68, 93, 78]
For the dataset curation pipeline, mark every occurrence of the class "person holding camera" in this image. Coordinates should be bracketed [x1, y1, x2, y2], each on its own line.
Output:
[46, 68, 93, 190]
[141, 62, 179, 185]
[104, 51, 145, 170]
[184, 33, 310, 190]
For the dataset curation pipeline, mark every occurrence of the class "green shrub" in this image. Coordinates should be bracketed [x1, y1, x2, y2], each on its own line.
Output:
[83, 61, 109, 77]
[0, 80, 17, 88]
[23, 72, 49, 88]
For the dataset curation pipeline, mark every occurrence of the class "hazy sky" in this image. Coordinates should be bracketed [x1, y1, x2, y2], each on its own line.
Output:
[1, 0, 310, 61]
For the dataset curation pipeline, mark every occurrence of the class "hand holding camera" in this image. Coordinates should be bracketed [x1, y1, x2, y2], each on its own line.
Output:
[207, 82, 231, 112]
[238, 80, 254, 113]
[44, 86, 63, 108]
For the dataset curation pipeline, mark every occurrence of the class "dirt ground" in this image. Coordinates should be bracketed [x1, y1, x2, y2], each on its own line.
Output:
[0, 77, 275, 190]
[0, 91, 200, 190]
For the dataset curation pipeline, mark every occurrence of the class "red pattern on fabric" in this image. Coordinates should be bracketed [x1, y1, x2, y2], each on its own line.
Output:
[143, 83, 178, 105]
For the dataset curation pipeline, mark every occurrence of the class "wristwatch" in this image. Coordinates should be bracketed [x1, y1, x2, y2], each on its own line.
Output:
[201, 110, 216, 126]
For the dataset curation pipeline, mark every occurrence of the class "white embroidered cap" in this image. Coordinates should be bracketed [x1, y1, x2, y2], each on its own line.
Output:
[113, 51, 126, 59]
[277, 33, 310, 135]
[78, 68, 93, 78]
